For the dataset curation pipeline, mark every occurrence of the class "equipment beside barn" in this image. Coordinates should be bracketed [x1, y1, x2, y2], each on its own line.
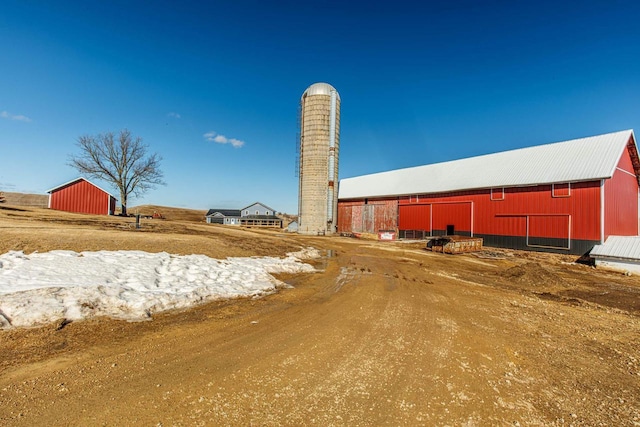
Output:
[427, 236, 483, 254]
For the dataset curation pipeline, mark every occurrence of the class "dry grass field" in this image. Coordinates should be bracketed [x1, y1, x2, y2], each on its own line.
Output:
[0, 192, 48, 208]
[127, 204, 208, 222]
[0, 204, 639, 425]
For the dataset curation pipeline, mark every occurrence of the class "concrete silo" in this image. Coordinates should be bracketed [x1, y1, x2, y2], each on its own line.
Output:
[298, 82, 341, 235]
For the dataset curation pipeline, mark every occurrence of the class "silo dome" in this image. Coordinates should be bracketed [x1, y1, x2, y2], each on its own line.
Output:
[302, 82, 341, 100]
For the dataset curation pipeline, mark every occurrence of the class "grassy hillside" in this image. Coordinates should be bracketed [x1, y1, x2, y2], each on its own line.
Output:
[0, 192, 48, 208]
[0, 192, 290, 224]
[128, 204, 208, 222]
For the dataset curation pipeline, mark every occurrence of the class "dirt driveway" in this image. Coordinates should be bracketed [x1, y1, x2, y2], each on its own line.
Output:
[0, 207, 639, 425]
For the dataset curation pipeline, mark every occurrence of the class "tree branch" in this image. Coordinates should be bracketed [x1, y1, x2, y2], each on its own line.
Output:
[68, 129, 166, 215]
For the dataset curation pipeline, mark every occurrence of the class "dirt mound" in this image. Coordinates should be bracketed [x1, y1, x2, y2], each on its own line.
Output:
[503, 262, 565, 287]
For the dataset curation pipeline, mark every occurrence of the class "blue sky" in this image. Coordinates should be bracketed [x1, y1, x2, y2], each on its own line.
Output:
[1, 1, 639, 213]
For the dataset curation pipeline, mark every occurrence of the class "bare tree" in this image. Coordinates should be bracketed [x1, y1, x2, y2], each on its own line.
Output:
[69, 129, 165, 216]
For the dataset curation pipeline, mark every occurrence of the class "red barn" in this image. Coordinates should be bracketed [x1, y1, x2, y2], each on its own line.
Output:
[338, 130, 639, 255]
[47, 177, 116, 215]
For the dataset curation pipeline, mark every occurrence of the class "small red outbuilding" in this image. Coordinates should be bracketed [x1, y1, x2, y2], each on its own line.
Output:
[47, 177, 116, 215]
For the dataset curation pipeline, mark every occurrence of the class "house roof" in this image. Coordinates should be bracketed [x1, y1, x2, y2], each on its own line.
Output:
[338, 130, 637, 200]
[205, 209, 241, 217]
[590, 236, 640, 260]
[47, 177, 116, 198]
[240, 202, 277, 212]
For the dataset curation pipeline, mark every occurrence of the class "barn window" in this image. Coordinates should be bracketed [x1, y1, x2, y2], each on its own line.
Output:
[265, 211, 270, 215]
[255, 210, 259, 215]
[552, 183, 571, 198]
[491, 188, 505, 201]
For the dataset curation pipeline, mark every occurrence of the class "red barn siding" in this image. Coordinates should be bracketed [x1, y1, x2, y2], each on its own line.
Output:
[528, 215, 570, 239]
[337, 204, 353, 232]
[339, 180, 605, 252]
[338, 134, 640, 253]
[432, 202, 472, 235]
[351, 205, 364, 232]
[49, 179, 113, 215]
[604, 146, 639, 238]
[396, 182, 601, 242]
[617, 140, 635, 172]
[527, 215, 570, 248]
[337, 199, 397, 233]
[398, 204, 430, 230]
[370, 200, 398, 231]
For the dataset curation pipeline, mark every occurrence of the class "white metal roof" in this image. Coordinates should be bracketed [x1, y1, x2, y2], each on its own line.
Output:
[338, 130, 636, 199]
[590, 236, 640, 260]
[302, 82, 340, 100]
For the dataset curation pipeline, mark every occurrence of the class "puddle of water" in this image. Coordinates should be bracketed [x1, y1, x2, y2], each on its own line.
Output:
[313, 249, 336, 270]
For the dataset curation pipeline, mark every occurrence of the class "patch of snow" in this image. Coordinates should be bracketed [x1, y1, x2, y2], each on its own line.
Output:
[0, 248, 318, 328]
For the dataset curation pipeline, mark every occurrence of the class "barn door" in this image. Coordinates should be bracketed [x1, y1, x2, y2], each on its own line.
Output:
[363, 205, 375, 233]
[527, 215, 570, 249]
[432, 203, 472, 236]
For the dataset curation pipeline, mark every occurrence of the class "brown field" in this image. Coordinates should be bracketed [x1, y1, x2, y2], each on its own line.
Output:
[0, 204, 639, 425]
[127, 204, 208, 222]
[0, 192, 48, 208]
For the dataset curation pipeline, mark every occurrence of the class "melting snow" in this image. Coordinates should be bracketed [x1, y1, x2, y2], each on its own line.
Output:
[0, 248, 320, 328]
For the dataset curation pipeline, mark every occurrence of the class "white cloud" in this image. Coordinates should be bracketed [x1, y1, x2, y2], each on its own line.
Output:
[167, 112, 181, 119]
[1, 111, 32, 122]
[203, 131, 216, 141]
[203, 131, 245, 148]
